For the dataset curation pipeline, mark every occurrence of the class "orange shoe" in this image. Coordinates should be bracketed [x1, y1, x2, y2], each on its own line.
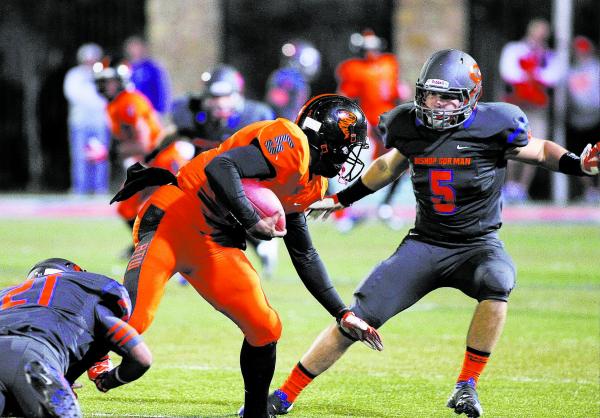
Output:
[87, 355, 113, 381]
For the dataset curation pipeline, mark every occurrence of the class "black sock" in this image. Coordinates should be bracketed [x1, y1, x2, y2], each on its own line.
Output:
[240, 338, 276, 418]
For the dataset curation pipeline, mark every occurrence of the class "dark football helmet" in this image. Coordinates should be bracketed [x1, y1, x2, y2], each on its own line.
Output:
[93, 60, 131, 99]
[281, 39, 321, 81]
[414, 49, 482, 130]
[201, 64, 245, 97]
[296, 94, 368, 182]
[27, 258, 84, 280]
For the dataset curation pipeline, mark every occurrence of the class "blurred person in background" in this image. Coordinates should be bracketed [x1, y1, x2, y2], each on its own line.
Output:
[94, 61, 193, 257]
[499, 18, 564, 203]
[334, 28, 410, 231]
[0, 258, 151, 417]
[63, 43, 110, 195]
[265, 39, 321, 121]
[567, 35, 600, 203]
[171, 64, 279, 279]
[124, 35, 172, 117]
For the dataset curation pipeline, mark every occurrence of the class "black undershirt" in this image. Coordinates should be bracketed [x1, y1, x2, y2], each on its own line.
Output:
[204, 143, 347, 318]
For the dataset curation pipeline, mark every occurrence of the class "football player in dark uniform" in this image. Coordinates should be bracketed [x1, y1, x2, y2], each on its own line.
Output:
[0, 258, 152, 417]
[263, 49, 600, 418]
[170, 64, 281, 279]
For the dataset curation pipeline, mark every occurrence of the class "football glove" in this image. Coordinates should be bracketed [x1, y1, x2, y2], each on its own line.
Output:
[94, 371, 111, 393]
[87, 355, 113, 381]
[581, 141, 600, 175]
[305, 196, 343, 221]
[339, 311, 384, 351]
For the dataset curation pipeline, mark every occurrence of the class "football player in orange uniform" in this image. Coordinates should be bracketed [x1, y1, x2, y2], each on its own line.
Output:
[335, 29, 410, 230]
[111, 94, 383, 418]
[94, 62, 194, 253]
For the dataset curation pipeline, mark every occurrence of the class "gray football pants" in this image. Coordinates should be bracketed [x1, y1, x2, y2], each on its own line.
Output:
[350, 236, 516, 328]
[0, 335, 66, 417]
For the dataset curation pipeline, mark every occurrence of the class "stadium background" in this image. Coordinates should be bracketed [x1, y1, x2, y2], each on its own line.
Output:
[0, 1, 598, 417]
[0, 0, 599, 198]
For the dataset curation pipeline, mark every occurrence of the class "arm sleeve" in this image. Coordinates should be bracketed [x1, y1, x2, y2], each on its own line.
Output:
[204, 143, 276, 229]
[93, 305, 150, 388]
[282, 212, 348, 318]
[95, 305, 144, 358]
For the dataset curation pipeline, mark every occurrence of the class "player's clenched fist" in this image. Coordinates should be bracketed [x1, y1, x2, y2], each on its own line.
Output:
[581, 141, 600, 175]
[338, 311, 384, 351]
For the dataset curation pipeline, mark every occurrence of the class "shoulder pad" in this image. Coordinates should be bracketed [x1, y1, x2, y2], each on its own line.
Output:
[378, 103, 418, 149]
[468, 102, 529, 147]
[64, 272, 132, 320]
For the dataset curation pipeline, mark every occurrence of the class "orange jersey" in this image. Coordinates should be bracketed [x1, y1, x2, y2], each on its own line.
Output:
[336, 53, 400, 126]
[173, 118, 327, 235]
[106, 89, 163, 154]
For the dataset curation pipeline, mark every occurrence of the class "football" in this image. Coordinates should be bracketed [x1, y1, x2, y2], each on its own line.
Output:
[241, 179, 286, 232]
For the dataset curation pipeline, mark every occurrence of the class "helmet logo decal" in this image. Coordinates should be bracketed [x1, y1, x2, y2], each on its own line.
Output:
[424, 79, 450, 89]
[469, 64, 482, 84]
[337, 110, 357, 140]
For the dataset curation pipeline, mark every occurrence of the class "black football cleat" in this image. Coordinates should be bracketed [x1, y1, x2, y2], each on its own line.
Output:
[25, 360, 82, 418]
[446, 379, 483, 417]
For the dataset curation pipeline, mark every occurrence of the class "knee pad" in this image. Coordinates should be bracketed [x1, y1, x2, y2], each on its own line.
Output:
[475, 259, 515, 302]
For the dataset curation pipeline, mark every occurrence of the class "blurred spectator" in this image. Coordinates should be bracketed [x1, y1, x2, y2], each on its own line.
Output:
[124, 35, 171, 116]
[170, 64, 279, 279]
[499, 18, 564, 203]
[63, 43, 110, 195]
[265, 39, 321, 120]
[335, 28, 410, 231]
[567, 36, 600, 203]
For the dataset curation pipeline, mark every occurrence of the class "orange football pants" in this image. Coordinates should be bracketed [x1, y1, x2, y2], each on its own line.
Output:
[123, 185, 282, 347]
[116, 187, 159, 223]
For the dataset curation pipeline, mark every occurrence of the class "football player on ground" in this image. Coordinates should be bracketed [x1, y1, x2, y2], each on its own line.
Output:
[110, 94, 383, 418]
[0, 258, 152, 417]
[265, 49, 600, 418]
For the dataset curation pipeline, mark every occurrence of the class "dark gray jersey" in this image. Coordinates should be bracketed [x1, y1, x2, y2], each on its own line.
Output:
[379, 102, 530, 242]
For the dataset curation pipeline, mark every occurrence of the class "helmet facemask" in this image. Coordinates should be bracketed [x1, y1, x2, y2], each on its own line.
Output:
[415, 86, 474, 130]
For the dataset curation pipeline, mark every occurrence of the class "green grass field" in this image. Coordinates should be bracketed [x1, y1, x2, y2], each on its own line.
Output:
[0, 217, 598, 417]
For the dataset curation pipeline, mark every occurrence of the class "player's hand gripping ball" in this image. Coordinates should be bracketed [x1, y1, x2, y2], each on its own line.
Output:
[242, 179, 286, 239]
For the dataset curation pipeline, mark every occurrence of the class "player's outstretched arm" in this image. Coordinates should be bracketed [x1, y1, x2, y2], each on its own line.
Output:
[507, 137, 599, 176]
[307, 149, 408, 221]
[92, 306, 153, 393]
[283, 213, 383, 351]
